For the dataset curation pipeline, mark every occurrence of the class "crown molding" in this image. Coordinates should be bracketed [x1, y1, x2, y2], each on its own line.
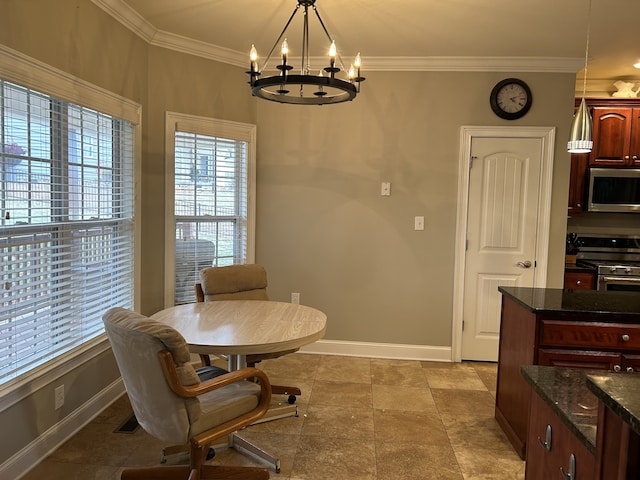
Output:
[91, 0, 584, 74]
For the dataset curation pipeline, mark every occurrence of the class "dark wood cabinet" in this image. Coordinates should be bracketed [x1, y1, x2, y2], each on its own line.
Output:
[495, 292, 640, 459]
[567, 153, 589, 217]
[564, 270, 595, 290]
[526, 391, 595, 480]
[567, 99, 640, 217]
[590, 107, 640, 167]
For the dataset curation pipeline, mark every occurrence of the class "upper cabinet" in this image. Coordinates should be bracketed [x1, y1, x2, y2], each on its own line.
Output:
[568, 99, 640, 217]
[591, 106, 640, 167]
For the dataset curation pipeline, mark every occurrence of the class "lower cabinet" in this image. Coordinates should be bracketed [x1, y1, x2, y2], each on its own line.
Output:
[526, 391, 595, 480]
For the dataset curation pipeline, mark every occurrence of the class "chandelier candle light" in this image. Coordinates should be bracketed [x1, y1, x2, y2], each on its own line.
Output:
[247, 0, 365, 105]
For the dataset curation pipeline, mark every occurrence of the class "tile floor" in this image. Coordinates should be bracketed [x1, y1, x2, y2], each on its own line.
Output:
[21, 354, 525, 479]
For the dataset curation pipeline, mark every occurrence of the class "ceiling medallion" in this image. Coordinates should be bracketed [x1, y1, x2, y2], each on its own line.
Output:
[247, 0, 365, 105]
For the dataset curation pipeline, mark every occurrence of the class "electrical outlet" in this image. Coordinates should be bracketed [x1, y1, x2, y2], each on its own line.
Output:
[54, 384, 64, 410]
[291, 292, 300, 304]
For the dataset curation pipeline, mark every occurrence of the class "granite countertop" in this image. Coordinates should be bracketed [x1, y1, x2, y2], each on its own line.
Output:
[499, 286, 640, 316]
[587, 372, 640, 436]
[520, 365, 598, 453]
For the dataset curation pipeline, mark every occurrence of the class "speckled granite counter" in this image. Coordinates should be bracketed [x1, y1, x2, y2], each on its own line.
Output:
[587, 372, 640, 436]
[499, 287, 640, 317]
[520, 365, 599, 453]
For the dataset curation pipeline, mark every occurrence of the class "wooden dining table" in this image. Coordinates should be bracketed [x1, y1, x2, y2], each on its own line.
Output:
[151, 300, 327, 370]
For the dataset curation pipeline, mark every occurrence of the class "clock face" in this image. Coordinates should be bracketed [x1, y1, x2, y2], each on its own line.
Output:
[490, 78, 532, 120]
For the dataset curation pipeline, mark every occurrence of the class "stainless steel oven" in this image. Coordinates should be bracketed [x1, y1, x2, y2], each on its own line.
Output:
[574, 234, 640, 292]
[592, 263, 640, 292]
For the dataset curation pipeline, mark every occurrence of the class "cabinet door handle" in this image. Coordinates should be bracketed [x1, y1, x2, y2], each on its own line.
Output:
[576, 280, 581, 285]
[614, 364, 622, 372]
[622, 334, 630, 342]
[625, 155, 631, 160]
[627, 366, 635, 373]
[560, 453, 576, 479]
[537, 424, 552, 452]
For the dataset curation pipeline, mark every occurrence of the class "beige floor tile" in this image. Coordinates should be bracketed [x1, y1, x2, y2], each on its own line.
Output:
[439, 413, 514, 451]
[372, 384, 437, 412]
[373, 409, 449, 445]
[375, 441, 464, 480]
[315, 355, 372, 383]
[20, 460, 121, 480]
[308, 380, 372, 408]
[301, 404, 374, 439]
[453, 446, 524, 479]
[431, 389, 496, 418]
[424, 367, 488, 391]
[371, 364, 429, 388]
[290, 436, 377, 480]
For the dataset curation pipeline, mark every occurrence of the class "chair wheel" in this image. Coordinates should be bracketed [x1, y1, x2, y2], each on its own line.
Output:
[287, 394, 297, 404]
[206, 448, 215, 460]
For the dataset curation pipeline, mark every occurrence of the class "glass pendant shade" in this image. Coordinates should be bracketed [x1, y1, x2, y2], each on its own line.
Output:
[567, 98, 593, 153]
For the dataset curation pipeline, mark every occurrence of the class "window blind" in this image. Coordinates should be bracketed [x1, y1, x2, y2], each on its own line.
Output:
[0, 80, 135, 385]
[174, 131, 248, 304]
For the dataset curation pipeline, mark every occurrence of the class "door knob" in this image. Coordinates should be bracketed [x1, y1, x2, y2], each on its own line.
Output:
[516, 261, 532, 268]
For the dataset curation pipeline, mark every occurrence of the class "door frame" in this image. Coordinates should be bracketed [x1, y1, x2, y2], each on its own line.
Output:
[451, 126, 556, 362]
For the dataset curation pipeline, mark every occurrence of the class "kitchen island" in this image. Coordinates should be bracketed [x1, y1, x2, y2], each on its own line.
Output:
[520, 365, 640, 479]
[495, 287, 640, 459]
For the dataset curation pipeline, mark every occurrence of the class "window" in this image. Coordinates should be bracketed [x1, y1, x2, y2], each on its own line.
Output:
[0, 80, 135, 387]
[166, 113, 255, 305]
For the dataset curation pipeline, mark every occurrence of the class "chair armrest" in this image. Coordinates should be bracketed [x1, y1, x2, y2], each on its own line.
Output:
[158, 350, 271, 400]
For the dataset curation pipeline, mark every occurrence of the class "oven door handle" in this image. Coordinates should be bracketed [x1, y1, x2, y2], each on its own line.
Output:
[601, 276, 640, 284]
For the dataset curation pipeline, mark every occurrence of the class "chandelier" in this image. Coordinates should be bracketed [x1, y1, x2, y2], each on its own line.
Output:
[247, 0, 365, 105]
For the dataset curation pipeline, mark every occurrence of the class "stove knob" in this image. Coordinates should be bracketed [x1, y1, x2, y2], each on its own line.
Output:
[610, 266, 617, 273]
[626, 267, 632, 274]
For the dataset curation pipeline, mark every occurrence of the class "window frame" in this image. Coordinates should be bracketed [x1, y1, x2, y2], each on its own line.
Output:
[164, 112, 256, 307]
[0, 44, 141, 409]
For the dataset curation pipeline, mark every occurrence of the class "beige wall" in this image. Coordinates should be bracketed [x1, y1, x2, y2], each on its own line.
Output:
[0, 0, 575, 470]
[256, 71, 573, 344]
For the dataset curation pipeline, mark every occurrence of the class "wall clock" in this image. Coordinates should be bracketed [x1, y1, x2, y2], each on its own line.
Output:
[489, 78, 532, 120]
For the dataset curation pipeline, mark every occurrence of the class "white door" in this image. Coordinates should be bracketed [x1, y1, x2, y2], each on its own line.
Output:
[460, 137, 543, 361]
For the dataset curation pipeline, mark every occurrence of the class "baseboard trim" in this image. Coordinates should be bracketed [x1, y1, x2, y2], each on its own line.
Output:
[5, 378, 125, 480]
[299, 339, 453, 362]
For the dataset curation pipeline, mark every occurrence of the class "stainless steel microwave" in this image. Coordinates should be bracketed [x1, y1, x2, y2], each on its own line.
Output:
[588, 167, 640, 212]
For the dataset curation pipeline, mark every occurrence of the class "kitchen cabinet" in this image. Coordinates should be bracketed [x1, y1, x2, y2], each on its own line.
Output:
[564, 270, 595, 290]
[495, 287, 640, 459]
[567, 153, 589, 217]
[590, 106, 640, 167]
[587, 373, 640, 480]
[526, 388, 595, 480]
[567, 99, 640, 217]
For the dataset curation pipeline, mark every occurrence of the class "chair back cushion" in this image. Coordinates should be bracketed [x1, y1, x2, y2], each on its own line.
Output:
[103, 307, 201, 445]
[199, 264, 269, 301]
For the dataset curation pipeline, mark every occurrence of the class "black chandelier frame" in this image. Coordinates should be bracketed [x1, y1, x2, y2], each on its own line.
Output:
[248, 0, 364, 105]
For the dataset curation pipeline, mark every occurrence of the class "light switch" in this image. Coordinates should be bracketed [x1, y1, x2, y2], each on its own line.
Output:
[414, 216, 425, 230]
[381, 182, 391, 196]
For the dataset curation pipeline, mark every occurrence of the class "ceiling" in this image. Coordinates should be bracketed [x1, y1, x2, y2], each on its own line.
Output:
[96, 0, 640, 95]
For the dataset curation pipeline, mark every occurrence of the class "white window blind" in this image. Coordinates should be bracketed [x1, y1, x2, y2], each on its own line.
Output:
[174, 130, 249, 304]
[0, 80, 135, 386]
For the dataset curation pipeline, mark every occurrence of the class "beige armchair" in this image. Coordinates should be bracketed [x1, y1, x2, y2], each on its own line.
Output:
[195, 264, 301, 405]
[102, 307, 271, 480]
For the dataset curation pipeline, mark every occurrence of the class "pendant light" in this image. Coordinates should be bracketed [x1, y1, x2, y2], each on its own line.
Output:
[568, 0, 593, 153]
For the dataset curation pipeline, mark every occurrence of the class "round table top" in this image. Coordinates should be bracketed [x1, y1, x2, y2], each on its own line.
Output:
[150, 300, 327, 356]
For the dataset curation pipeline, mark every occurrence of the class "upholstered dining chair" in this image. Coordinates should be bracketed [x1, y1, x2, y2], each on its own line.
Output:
[102, 307, 271, 480]
[195, 264, 301, 405]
